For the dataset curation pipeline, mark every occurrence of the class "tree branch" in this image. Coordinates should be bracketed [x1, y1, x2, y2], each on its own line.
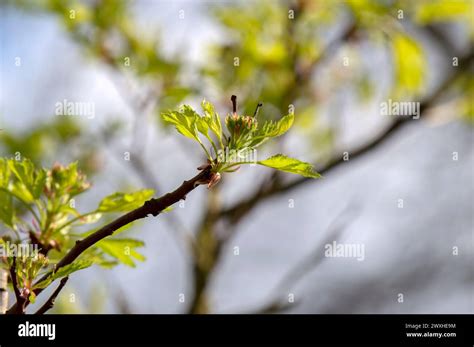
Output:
[35, 276, 69, 315]
[0, 269, 8, 314]
[220, 49, 474, 225]
[7, 165, 212, 314]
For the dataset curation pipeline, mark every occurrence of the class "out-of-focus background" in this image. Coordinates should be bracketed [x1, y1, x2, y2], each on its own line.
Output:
[0, 0, 472, 313]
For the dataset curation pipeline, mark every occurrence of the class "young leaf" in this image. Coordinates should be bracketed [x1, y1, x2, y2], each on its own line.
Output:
[78, 248, 119, 269]
[0, 158, 10, 187]
[34, 259, 93, 289]
[29, 291, 37, 304]
[97, 189, 154, 213]
[258, 154, 321, 178]
[249, 113, 294, 147]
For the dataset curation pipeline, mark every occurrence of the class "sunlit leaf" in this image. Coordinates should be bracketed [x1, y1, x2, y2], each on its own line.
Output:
[78, 212, 103, 225]
[8, 159, 46, 201]
[414, 0, 471, 24]
[0, 192, 15, 227]
[29, 291, 37, 304]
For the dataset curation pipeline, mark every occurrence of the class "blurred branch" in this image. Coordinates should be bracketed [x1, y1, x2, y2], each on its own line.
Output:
[35, 276, 69, 315]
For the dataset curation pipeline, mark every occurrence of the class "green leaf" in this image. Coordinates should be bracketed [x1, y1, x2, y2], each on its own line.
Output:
[98, 189, 154, 213]
[0, 192, 14, 227]
[34, 259, 93, 289]
[96, 238, 146, 267]
[250, 113, 294, 147]
[162, 105, 215, 159]
[202, 100, 223, 145]
[9, 160, 47, 200]
[258, 154, 321, 178]
[31, 169, 47, 199]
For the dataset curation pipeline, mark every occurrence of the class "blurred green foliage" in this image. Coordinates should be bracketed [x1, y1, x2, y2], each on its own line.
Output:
[162, 99, 320, 180]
